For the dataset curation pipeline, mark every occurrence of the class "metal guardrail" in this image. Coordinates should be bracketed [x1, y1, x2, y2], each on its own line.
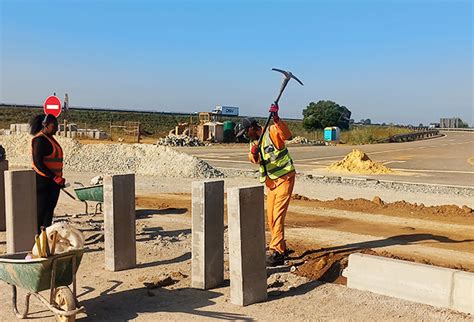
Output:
[377, 130, 441, 143]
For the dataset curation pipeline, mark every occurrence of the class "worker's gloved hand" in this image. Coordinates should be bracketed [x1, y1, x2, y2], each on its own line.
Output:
[269, 103, 280, 122]
[269, 103, 279, 114]
[250, 144, 259, 156]
[53, 176, 66, 187]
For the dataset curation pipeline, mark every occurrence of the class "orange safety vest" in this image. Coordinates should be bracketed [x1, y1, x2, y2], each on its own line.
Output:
[32, 132, 63, 178]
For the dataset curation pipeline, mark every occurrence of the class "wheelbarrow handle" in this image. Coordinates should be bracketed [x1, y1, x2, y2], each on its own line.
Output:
[61, 188, 77, 201]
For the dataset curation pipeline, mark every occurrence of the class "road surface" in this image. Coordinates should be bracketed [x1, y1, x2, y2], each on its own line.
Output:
[177, 131, 474, 187]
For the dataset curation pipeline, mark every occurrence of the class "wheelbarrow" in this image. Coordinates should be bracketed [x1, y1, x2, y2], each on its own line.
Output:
[62, 183, 103, 216]
[0, 249, 85, 321]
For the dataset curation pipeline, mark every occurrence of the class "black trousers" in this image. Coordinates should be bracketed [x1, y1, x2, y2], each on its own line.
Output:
[36, 174, 60, 233]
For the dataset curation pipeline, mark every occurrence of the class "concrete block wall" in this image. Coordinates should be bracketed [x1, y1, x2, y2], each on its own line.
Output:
[344, 253, 474, 314]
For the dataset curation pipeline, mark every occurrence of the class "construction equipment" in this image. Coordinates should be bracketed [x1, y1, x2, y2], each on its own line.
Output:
[0, 250, 85, 320]
[61, 183, 103, 215]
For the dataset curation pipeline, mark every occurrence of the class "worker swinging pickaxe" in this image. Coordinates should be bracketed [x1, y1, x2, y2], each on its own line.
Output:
[257, 69, 304, 147]
[256, 68, 304, 172]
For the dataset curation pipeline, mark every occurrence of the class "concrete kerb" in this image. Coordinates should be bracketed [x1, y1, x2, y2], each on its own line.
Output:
[191, 179, 224, 289]
[104, 173, 136, 272]
[0, 160, 8, 231]
[343, 253, 474, 315]
[227, 185, 267, 306]
[4, 169, 37, 253]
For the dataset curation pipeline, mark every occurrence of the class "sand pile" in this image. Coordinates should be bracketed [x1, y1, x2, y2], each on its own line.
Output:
[0, 134, 222, 178]
[328, 149, 393, 174]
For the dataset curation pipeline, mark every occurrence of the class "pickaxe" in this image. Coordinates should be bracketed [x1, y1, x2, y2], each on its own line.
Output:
[257, 68, 304, 149]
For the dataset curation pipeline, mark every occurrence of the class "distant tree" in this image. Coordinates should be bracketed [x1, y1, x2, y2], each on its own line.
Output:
[418, 123, 424, 127]
[349, 119, 355, 124]
[302, 100, 351, 131]
[459, 120, 469, 128]
[365, 119, 372, 125]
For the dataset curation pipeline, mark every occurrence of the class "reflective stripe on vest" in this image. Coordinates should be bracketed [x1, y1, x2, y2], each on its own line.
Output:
[258, 130, 295, 183]
[32, 132, 64, 177]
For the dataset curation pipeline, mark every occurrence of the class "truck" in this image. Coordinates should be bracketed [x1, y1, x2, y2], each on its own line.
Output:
[213, 105, 239, 116]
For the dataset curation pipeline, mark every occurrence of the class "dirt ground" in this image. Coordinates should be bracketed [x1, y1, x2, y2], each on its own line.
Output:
[0, 173, 473, 321]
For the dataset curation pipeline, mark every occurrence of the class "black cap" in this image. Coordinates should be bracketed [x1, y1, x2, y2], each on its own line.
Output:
[235, 118, 257, 138]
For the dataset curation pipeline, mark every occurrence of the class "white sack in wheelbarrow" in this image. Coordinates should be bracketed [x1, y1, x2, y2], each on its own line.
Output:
[32, 223, 85, 257]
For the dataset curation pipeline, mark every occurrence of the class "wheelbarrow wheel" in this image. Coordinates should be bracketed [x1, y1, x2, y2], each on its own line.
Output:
[54, 287, 76, 322]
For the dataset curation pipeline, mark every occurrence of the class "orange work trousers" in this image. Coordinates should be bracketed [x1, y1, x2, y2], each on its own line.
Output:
[266, 175, 295, 255]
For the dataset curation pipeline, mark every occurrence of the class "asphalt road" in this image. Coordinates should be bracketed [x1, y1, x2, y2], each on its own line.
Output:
[177, 131, 474, 187]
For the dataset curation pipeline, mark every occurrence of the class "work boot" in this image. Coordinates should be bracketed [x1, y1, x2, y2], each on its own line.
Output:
[266, 251, 285, 267]
[284, 248, 294, 258]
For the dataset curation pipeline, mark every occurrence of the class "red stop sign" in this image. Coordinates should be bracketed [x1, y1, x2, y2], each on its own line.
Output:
[43, 96, 62, 117]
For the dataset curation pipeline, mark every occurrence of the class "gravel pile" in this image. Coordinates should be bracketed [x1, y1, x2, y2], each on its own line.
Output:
[0, 134, 223, 178]
[156, 134, 204, 147]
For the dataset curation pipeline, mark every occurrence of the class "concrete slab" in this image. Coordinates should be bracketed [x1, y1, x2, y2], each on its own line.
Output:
[104, 174, 136, 271]
[345, 253, 474, 314]
[191, 180, 224, 289]
[228, 185, 267, 306]
[4, 170, 37, 253]
[0, 161, 8, 231]
[452, 271, 474, 314]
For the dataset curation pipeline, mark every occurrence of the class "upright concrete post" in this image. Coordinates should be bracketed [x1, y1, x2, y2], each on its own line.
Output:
[228, 185, 267, 306]
[191, 180, 224, 289]
[5, 169, 37, 253]
[104, 174, 136, 271]
[0, 160, 9, 231]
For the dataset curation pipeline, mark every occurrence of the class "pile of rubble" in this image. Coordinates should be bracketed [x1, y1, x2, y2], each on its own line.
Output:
[0, 133, 222, 178]
[286, 136, 324, 145]
[156, 134, 204, 147]
[287, 136, 310, 144]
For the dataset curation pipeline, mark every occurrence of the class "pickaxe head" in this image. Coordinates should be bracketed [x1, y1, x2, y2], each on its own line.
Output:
[272, 68, 304, 86]
[271, 68, 304, 104]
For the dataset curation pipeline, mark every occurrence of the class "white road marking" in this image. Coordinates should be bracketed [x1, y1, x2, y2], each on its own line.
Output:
[391, 168, 474, 174]
[383, 161, 407, 165]
[297, 147, 418, 162]
[200, 158, 249, 164]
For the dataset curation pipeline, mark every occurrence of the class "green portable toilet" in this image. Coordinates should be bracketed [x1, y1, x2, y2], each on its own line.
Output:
[223, 121, 235, 143]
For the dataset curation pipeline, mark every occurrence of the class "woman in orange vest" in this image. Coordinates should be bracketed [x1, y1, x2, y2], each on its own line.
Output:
[29, 114, 65, 233]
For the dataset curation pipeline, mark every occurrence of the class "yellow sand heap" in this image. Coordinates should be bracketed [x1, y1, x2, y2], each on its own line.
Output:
[328, 149, 393, 174]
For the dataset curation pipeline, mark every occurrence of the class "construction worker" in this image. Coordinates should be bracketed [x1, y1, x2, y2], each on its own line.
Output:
[29, 114, 65, 233]
[235, 103, 295, 266]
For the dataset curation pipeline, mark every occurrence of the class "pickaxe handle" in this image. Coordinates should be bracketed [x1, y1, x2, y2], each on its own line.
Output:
[61, 188, 76, 200]
[255, 69, 303, 177]
[274, 76, 292, 105]
[256, 76, 292, 148]
[257, 69, 303, 149]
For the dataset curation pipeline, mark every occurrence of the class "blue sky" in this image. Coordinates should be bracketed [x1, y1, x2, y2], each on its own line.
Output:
[1, 0, 472, 125]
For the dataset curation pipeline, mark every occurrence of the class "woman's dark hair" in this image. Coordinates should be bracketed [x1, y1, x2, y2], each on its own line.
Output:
[29, 114, 58, 135]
